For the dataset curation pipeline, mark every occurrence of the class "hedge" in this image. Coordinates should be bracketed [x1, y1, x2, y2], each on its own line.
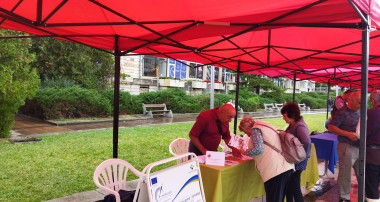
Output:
[19, 87, 330, 120]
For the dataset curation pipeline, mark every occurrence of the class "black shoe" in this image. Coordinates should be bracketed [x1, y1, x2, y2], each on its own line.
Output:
[339, 198, 351, 202]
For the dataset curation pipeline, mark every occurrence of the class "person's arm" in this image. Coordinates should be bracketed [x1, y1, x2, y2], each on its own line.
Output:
[328, 124, 358, 141]
[189, 116, 208, 154]
[295, 125, 311, 153]
[240, 128, 264, 157]
[189, 134, 208, 155]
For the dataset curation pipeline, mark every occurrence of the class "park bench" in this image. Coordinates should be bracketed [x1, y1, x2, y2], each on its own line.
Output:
[264, 103, 276, 111]
[142, 103, 173, 118]
[298, 103, 310, 111]
[275, 103, 283, 110]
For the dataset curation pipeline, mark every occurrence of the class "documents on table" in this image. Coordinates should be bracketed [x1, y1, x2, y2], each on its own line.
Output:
[205, 151, 225, 166]
[225, 160, 240, 166]
[228, 133, 249, 150]
[198, 152, 252, 165]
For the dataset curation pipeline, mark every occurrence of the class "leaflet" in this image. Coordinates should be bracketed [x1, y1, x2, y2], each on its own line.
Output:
[228, 134, 249, 150]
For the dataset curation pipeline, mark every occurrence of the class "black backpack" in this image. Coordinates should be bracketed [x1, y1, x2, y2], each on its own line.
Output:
[103, 190, 136, 202]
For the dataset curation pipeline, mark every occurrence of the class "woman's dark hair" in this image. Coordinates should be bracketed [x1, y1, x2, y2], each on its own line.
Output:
[281, 102, 302, 122]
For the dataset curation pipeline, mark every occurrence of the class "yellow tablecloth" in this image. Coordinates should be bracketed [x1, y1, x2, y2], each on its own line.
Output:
[200, 144, 319, 202]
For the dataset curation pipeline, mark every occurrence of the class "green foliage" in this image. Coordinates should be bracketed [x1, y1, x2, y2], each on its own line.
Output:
[120, 73, 131, 79]
[29, 38, 114, 89]
[0, 30, 40, 138]
[259, 91, 330, 109]
[239, 74, 284, 94]
[99, 90, 142, 114]
[19, 85, 334, 120]
[139, 88, 200, 113]
[40, 76, 77, 88]
[33, 86, 111, 119]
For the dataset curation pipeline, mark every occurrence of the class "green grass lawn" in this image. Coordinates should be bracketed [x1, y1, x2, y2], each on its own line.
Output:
[0, 113, 327, 202]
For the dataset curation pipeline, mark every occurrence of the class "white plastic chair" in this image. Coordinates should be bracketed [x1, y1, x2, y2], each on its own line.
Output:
[93, 159, 140, 202]
[169, 138, 190, 164]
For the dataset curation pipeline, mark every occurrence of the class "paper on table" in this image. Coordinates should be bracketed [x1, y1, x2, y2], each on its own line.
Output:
[197, 155, 206, 164]
[225, 160, 240, 166]
[205, 151, 225, 166]
[228, 134, 249, 150]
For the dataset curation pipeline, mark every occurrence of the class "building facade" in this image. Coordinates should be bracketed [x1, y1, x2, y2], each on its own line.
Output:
[119, 55, 236, 95]
[119, 55, 315, 95]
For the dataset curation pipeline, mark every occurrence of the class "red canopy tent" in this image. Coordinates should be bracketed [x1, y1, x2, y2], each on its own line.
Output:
[1, 1, 379, 200]
[0, 0, 379, 87]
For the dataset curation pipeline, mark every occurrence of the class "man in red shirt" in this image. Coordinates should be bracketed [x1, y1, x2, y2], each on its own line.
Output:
[188, 104, 239, 156]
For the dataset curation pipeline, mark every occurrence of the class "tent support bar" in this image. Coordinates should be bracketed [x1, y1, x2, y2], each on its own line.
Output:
[36, 0, 42, 25]
[234, 61, 241, 134]
[210, 66, 215, 109]
[292, 73, 296, 102]
[229, 22, 361, 29]
[348, 0, 368, 25]
[358, 14, 370, 202]
[326, 80, 330, 120]
[113, 35, 121, 158]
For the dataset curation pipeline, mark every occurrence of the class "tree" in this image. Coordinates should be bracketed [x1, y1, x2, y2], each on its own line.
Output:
[0, 30, 40, 138]
[239, 74, 283, 94]
[29, 38, 114, 89]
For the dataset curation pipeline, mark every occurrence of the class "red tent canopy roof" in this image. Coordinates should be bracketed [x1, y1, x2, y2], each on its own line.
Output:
[1, 0, 380, 89]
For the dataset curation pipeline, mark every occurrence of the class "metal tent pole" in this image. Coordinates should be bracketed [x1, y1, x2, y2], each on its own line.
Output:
[292, 73, 296, 102]
[327, 80, 331, 120]
[234, 61, 241, 134]
[358, 14, 370, 202]
[210, 66, 215, 109]
[113, 36, 121, 158]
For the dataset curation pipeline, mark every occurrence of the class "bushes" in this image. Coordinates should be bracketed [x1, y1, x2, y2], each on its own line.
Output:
[19, 86, 331, 120]
[139, 88, 200, 113]
[259, 91, 330, 109]
[21, 86, 111, 119]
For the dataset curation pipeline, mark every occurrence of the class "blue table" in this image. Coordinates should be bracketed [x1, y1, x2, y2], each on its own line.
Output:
[310, 132, 338, 174]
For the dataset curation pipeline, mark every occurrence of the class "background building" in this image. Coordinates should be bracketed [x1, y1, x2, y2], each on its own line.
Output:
[119, 55, 316, 95]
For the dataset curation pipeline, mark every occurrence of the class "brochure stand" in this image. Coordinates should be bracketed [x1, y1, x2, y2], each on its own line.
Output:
[133, 152, 205, 202]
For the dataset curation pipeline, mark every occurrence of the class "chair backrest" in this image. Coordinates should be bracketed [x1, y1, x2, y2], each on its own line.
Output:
[93, 159, 140, 202]
[169, 138, 190, 164]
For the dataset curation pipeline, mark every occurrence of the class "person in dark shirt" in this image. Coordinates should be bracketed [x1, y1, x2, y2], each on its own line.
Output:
[365, 89, 380, 201]
[281, 103, 311, 202]
[328, 91, 361, 202]
[328, 97, 333, 112]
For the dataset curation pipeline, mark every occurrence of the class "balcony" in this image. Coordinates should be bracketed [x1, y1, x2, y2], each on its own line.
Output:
[191, 81, 207, 89]
[159, 78, 185, 87]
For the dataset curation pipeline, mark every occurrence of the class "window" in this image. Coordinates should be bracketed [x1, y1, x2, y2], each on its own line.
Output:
[189, 63, 197, 78]
[206, 66, 218, 81]
[197, 66, 203, 79]
[168, 59, 187, 79]
[143, 55, 167, 77]
[189, 62, 204, 79]
[222, 69, 233, 82]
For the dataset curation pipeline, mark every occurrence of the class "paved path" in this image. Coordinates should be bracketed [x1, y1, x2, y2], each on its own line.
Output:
[12, 110, 327, 138]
